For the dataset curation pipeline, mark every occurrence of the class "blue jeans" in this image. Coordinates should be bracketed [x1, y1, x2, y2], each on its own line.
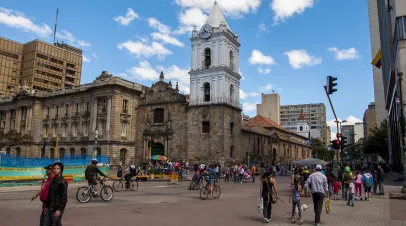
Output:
[347, 193, 354, 206]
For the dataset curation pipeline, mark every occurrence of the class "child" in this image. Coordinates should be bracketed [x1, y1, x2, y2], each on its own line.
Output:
[332, 180, 341, 200]
[289, 176, 303, 224]
[347, 179, 355, 207]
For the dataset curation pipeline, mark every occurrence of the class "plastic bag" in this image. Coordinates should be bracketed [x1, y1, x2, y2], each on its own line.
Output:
[325, 198, 331, 214]
[258, 197, 263, 213]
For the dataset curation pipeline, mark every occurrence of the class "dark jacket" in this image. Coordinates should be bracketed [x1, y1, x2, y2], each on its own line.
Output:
[46, 174, 68, 211]
[377, 169, 385, 182]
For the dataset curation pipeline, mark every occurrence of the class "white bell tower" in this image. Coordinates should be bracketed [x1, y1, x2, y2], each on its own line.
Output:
[189, 1, 242, 109]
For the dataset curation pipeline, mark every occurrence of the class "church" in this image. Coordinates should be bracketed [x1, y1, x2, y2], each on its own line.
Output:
[0, 2, 311, 165]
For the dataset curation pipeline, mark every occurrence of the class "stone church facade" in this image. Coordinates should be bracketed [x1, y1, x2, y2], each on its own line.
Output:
[0, 2, 311, 165]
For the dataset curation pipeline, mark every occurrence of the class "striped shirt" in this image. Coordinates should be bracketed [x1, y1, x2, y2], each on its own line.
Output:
[304, 171, 328, 194]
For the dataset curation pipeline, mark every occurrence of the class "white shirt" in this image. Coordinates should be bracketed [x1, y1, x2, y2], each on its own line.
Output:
[349, 183, 355, 194]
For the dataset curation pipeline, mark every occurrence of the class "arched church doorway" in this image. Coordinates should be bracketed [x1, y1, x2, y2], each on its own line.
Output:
[151, 142, 165, 156]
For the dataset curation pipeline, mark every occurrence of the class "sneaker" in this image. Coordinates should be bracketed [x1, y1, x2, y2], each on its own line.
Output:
[291, 217, 296, 223]
[368, 198, 370, 201]
[299, 219, 303, 225]
[360, 197, 363, 201]
[351, 204, 354, 207]
[264, 218, 270, 223]
[354, 197, 357, 201]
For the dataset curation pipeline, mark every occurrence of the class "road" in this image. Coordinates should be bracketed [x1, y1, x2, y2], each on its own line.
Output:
[0, 176, 405, 226]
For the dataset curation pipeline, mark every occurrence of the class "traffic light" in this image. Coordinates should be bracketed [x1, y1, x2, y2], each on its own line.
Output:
[335, 139, 341, 150]
[341, 136, 347, 148]
[327, 76, 338, 95]
[336, 133, 341, 138]
[330, 139, 337, 149]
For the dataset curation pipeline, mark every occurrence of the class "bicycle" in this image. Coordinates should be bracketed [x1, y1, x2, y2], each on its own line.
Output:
[200, 179, 221, 200]
[76, 177, 114, 203]
[112, 176, 139, 192]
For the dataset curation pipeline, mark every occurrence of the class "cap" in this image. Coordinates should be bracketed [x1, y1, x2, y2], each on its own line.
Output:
[316, 165, 322, 170]
[44, 164, 53, 170]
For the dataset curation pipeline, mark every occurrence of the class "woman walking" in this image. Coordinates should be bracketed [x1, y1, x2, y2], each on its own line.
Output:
[354, 171, 363, 200]
[290, 176, 303, 224]
[259, 169, 278, 223]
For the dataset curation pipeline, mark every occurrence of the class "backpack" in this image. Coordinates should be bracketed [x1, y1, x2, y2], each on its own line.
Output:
[362, 174, 373, 187]
[343, 172, 351, 182]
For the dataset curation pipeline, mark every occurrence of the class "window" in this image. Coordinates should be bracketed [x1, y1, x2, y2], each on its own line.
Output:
[229, 51, 234, 69]
[230, 146, 234, 158]
[202, 121, 210, 133]
[59, 148, 65, 159]
[229, 84, 234, 100]
[41, 149, 45, 159]
[21, 107, 27, 121]
[83, 123, 89, 136]
[80, 148, 87, 158]
[73, 124, 78, 137]
[86, 102, 91, 112]
[204, 48, 211, 69]
[121, 121, 127, 136]
[123, 99, 129, 112]
[43, 125, 48, 137]
[75, 103, 79, 113]
[6, 148, 10, 156]
[55, 106, 59, 116]
[50, 148, 55, 159]
[16, 148, 21, 157]
[100, 99, 107, 111]
[203, 83, 210, 102]
[230, 122, 234, 134]
[97, 147, 101, 157]
[154, 108, 164, 123]
[47, 107, 50, 116]
[65, 104, 69, 115]
[101, 121, 107, 134]
[300, 126, 303, 132]
[70, 148, 75, 158]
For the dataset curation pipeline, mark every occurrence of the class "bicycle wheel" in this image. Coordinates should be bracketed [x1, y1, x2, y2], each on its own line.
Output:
[100, 186, 114, 202]
[129, 180, 139, 191]
[76, 186, 92, 203]
[113, 180, 123, 192]
[213, 185, 221, 199]
[200, 186, 209, 200]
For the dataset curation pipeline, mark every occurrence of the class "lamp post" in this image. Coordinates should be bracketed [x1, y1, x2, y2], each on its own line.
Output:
[93, 128, 98, 159]
[397, 72, 406, 194]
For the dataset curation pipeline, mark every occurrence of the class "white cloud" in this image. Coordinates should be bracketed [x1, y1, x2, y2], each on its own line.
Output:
[260, 83, 274, 92]
[174, 7, 208, 34]
[327, 116, 362, 129]
[243, 102, 257, 112]
[239, 68, 246, 80]
[0, 7, 53, 37]
[327, 47, 360, 60]
[151, 32, 184, 47]
[249, 50, 277, 66]
[118, 40, 172, 60]
[284, 49, 322, 69]
[125, 60, 190, 94]
[113, 8, 139, 26]
[270, 0, 314, 25]
[258, 67, 271, 74]
[258, 22, 268, 32]
[92, 52, 97, 58]
[147, 18, 171, 34]
[82, 55, 90, 62]
[175, 0, 261, 17]
[240, 89, 259, 99]
[77, 40, 91, 47]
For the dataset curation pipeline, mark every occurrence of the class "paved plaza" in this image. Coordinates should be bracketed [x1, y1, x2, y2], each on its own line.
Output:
[0, 176, 405, 226]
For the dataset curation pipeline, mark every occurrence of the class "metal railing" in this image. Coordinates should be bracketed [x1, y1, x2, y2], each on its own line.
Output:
[189, 96, 242, 109]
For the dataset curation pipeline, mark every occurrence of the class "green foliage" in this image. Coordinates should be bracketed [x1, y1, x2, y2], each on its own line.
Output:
[311, 138, 334, 161]
[0, 130, 34, 150]
[363, 119, 388, 160]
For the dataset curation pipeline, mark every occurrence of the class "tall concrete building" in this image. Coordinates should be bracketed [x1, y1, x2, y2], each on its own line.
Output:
[342, 123, 365, 145]
[368, 0, 388, 126]
[0, 37, 82, 96]
[256, 93, 280, 124]
[363, 102, 377, 139]
[280, 103, 327, 145]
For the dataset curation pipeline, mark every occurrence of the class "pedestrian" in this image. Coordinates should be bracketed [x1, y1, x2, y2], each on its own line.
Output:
[31, 164, 55, 226]
[342, 166, 353, 201]
[332, 179, 340, 200]
[259, 169, 278, 223]
[347, 178, 355, 207]
[362, 169, 374, 201]
[251, 164, 256, 183]
[44, 162, 68, 226]
[304, 164, 328, 226]
[289, 176, 303, 224]
[377, 164, 385, 195]
[354, 171, 363, 200]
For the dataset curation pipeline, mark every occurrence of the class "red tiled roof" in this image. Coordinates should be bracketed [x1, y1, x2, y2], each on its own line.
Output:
[247, 115, 282, 129]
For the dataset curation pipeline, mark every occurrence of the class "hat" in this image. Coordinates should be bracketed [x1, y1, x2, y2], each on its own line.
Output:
[44, 164, 53, 170]
[316, 165, 322, 170]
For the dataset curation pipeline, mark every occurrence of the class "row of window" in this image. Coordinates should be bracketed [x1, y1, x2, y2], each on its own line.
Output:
[43, 121, 128, 138]
[37, 62, 63, 72]
[36, 53, 64, 65]
[34, 78, 60, 88]
[36, 69, 62, 80]
[0, 50, 18, 59]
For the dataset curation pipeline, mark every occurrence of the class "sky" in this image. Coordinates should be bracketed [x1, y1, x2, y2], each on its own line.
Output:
[0, 0, 374, 139]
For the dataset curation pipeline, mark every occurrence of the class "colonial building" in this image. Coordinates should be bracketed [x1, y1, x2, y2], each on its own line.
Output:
[0, 72, 146, 164]
[0, 2, 310, 165]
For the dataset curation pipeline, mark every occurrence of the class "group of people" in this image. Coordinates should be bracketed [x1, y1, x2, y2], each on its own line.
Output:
[31, 162, 68, 226]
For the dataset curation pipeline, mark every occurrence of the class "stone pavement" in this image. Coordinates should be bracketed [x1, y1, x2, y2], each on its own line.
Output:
[0, 176, 405, 226]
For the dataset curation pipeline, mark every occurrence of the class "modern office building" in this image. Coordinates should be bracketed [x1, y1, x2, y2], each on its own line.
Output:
[363, 102, 377, 139]
[342, 123, 365, 145]
[0, 37, 82, 96]
[280, 103, 328, 145]
[256, 93, 280, 124]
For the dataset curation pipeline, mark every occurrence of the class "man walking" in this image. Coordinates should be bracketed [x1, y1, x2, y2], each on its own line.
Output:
[377, 164, 385, 195]
[31, 164, 55, 226]
[305, 164, 328, 226]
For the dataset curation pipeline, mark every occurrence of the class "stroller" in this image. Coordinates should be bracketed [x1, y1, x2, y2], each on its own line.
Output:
[242, 172, 253, 183]
[188, 174, 202, 190]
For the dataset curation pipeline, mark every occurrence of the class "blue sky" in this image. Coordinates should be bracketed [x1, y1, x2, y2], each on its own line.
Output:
[0, 0, 374, 137]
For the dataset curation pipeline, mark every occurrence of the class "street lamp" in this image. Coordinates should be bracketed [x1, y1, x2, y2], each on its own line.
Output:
[93, 128, 98, 158]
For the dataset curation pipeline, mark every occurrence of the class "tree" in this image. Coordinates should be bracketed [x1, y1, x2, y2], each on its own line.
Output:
[0, 130, 34, 151]
[363, 119, 388, 160]
[311, 138, 334, 161]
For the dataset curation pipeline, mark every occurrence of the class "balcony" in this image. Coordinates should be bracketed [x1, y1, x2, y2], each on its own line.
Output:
[189, 96, 242, 109]
[65, 73, 76, 79]
[65, 80, 75, 86]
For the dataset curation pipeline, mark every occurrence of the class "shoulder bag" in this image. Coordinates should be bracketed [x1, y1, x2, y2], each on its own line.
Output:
[266, 178, 277, 204]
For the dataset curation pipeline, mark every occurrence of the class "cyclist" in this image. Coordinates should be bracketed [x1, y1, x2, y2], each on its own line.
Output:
[202, 164, 216, 197]
[123, 161, 136, 189]
[85, 159, 108, 195]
